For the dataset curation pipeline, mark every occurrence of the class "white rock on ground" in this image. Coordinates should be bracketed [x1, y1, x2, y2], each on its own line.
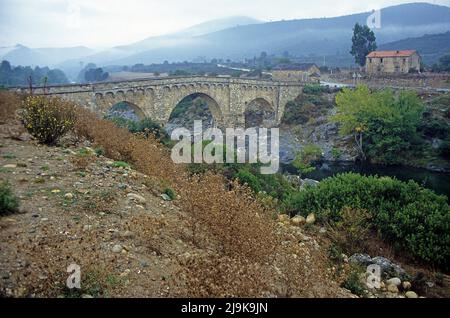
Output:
[127, 193, 146, 204]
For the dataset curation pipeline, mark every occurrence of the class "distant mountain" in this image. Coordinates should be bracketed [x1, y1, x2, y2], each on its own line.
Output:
[0, 44, 94, 67]
[106, 2, 450, 66]
[16, 2, 450, 78]
[379, 31, 450, 65]
[58, 16, 263, 73]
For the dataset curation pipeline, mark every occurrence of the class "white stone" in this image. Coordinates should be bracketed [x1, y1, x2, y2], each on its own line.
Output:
[405, 291, 418, 298]
[386, 277, 401, 287]
[306, 213, 316, 224]
[127, 193, 146, 204]
[290, 215, 306, 226]
[112, 244, 123, 253]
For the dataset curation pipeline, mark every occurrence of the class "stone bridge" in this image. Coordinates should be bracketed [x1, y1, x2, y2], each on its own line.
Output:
[19, 76, 307, 127]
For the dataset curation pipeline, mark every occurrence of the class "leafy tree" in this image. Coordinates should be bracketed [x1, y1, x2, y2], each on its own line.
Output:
[333, 85, 424, 163]
[350, 23, 377, 67]
[292, 144, 322, 177]
[432, 54, 450, 72]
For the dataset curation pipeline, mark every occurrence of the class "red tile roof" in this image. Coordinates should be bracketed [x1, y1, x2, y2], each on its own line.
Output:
[366, 50, 417, 58]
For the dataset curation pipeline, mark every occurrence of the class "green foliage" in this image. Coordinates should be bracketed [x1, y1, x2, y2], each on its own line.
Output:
[281, 85, 336, 125]
[333, 85, 425, 164]
[163, 187, 176, 200]
[106, 115, 170, 146]
[431, 54, 450, 72]
[439, 136, 450, 159]
[113, 161, 130, 169]
[350, 23, 377, 67]
[327, 207, 372, 255]
[2, 152, 16, 159]
[342, 268, 366, 297]
[287, 172, 450, 267]
[0, 60, 68, 86]
[331, 147, 342, 160]
[292, 144, 322, 177]
[21, 96, 76, 145]
[302, 84, 328, 95]
[94, 146, 105, 157]
[0, 181, 19, 215]
[235, 169, 263, 193]
[234, 166, 295, 201]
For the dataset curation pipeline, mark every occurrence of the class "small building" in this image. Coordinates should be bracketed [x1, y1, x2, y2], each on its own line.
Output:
[271, 63, 321, 81]
[365, 50, 421, 75]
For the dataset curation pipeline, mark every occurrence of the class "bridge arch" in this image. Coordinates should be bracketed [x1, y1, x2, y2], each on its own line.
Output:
[244, 97, 276, 128]
[170, 92, 223, 124]
[107, 101, 146, 121]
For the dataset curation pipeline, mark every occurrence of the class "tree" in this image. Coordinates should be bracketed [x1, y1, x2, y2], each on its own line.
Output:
[350, 23, 377, 67]
[432, 54, 450, 72]
[292, 144, 322, 177]
[333, 85, 424, 163]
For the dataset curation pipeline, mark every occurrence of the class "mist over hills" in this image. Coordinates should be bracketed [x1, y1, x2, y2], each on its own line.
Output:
[379, 31, 450, 65]
[2, 2, 450, 79]
[0, 45, 94, 68]
[108, 3, 450, 66]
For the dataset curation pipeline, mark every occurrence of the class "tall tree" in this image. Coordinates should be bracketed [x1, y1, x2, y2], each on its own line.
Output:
[350, 23, 377, 67]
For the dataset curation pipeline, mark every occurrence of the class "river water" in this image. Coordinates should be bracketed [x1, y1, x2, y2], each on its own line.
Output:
[282, 161, 450, 200]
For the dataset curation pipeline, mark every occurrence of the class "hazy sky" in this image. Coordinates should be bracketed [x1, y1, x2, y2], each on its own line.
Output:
[1, 0, 449, 48]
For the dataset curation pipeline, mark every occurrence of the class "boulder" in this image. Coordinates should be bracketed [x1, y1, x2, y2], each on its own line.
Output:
[127, 193, 146, 204]
[349, 254, 406, 279]
[386, 277, 401, 287]
[387, 284, 399, 293]
[277, 214, 290, 223]
[290, 215, 306, 226]
[402, 281, 412, 290]
[306, 213, 316, 224]
[405, 291, 418, 298]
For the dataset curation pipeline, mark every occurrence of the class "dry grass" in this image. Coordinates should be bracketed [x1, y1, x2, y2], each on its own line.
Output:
[0, 95, 347, 298]
[0, 91, 21, 123]
[71, 103, 347, 297]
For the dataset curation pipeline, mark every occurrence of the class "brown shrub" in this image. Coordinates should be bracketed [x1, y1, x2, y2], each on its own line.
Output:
[180, 255, 272, 297]
[326, 206, 372, 255]
[70, 154, 96, 170]
[70, 105, 344, 297]
[0, 91, 21, 123]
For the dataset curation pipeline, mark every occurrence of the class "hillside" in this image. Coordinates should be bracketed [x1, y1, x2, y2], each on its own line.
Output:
[52, 2, 450, 74]
[107, 3, 450, 66]
[379, 31, 450, 65]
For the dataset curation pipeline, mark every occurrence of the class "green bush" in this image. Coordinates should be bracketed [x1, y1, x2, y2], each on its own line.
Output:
[302, 84, 328, 95]
[0, 181, 19, 214]
[341, 268, 366, 297]
[235, 169, 263, 193]
[439, 136, 450, 159]
[21, 96, 76, 145]
[163, 187, 176, 200]
[234, 167, 295, 201]
[106, 116, 170, 146]
[287, 173, 450, 267]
